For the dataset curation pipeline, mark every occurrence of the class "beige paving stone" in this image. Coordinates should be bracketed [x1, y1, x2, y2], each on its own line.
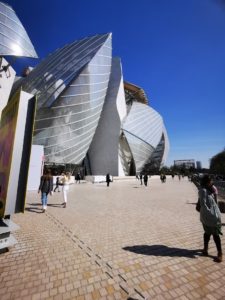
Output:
[63, 292, 73, 300]
[76, 296, 85, 300]
[0, 177, 224, 299]
[162, 293, 173, 300]
[49, 288, 58, 297]
[31, 293, 41, 300]
[53, 294, 64, 300]
[105, 284, 115, 294]
[179, 296, 189, 300]
[84, 293, 93, 300]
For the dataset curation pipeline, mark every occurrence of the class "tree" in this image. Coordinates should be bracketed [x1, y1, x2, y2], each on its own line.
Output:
[160, 166, 171, 174]
[210, 149, 225, 175]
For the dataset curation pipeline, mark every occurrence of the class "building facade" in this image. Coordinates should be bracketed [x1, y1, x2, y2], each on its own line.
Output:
[12, 33, 169, 176]
[196, 161, 202, 169]
[174, 159, 195, 169]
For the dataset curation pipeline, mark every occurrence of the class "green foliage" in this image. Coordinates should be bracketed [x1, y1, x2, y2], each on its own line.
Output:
[160, 166, 171, 174]
[210, 149, 225, 175]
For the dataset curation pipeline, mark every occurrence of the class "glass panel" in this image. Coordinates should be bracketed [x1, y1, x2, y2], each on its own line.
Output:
[0, 2, 37, 57]
[123, 102, 163, 148]
[16, 34, 112, 164]
[124, 131, 154, 173]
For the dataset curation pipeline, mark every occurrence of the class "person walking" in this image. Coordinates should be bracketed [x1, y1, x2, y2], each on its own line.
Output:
[140, 174, 143, 185]
[106, 173, 111, 187]
[143, 174, 148, 186]
[38, 169, 53, 212]
[61, 172, 70, 208]
[75, 173, 81, 184]
[198, 175, 223, 262]
[54, 176, 61, 192]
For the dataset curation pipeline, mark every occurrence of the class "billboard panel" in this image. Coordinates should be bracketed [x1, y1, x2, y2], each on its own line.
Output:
[0, 91, 19, 218]
[0, 90, 36, 218]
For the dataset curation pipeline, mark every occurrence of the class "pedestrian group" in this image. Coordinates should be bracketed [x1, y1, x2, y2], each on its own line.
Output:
[38, 171, 223, 262]
[38, 170, 72, 212]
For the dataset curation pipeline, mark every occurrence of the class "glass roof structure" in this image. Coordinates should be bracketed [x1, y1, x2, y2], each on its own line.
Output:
[0, 1, 37, 58]
[11, 32, 169, 174]
[122, 102, 168, 173]
[13, 33, 112, 165]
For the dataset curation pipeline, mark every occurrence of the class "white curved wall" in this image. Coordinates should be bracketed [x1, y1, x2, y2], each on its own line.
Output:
[88, 57, 126, 175]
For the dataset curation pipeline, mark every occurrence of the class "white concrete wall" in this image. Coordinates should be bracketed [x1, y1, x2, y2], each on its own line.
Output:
[85, 175, 113, 183]
[116, 68, 127, 122]
[27, 145, 44, 191]
[118, 155, 125, 176]
[116, 69, 127, 176]
[88, 58, 127, 176]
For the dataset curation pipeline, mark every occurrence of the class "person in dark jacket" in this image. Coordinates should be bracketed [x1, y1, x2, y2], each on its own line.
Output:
[38, 169, 53, 212]
[75, 173, 81, 184]
[106, 173, 111, 187]
[54, 176, 61, 192]
[143, 174, 148, 186]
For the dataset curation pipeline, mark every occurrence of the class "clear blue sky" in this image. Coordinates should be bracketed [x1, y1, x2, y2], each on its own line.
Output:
[6, 0, 225, 168]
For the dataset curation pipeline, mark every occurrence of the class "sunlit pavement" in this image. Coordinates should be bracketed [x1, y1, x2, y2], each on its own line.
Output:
[0, 177, 225, 300]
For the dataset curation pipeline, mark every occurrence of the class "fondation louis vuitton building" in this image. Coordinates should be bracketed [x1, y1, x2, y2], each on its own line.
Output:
[12, 33, 169, 176]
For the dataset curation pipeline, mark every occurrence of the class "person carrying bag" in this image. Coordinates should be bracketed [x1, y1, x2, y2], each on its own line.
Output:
[197, 175, 223, 262]
[38, 169, 53, 212]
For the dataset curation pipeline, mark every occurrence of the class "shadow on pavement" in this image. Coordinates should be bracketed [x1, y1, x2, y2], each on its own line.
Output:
[25, 207, 43, 214]
[27, 202, 62, 207]
[123, 245, 206, 258]
[47, 204, 63, 207]
[26, 203, 63, 213]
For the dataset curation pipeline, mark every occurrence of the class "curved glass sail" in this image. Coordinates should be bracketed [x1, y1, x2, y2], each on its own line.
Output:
[122, 102, 166, 172]
[18, 33, 113, 164]
[0, 2, 37, 57]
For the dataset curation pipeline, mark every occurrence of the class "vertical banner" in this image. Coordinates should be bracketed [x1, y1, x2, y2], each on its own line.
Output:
[0, 91, 19, 218]
[0, 90, 36, 218]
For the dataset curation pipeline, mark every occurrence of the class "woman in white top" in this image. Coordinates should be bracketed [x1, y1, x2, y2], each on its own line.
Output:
[61, 172, 70, 208]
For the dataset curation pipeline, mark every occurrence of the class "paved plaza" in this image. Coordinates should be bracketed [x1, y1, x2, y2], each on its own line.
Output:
[0, 177, 225, 300]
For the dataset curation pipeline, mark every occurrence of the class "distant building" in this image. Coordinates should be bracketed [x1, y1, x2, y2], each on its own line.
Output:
[174, 159, 195, 169]
[196, 161, 202, 169]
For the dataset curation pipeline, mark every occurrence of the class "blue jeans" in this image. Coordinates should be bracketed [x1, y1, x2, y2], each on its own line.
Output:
[41, 192, 48, 208]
